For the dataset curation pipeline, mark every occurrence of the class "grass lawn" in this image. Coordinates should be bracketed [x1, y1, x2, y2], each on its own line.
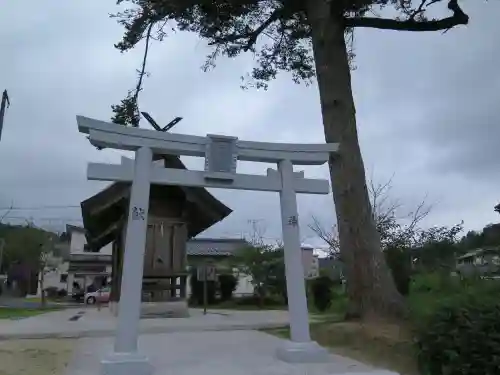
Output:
[261, 288, 422, 375]
[0, 307, 60, 320]
[263, 320, 419, 375]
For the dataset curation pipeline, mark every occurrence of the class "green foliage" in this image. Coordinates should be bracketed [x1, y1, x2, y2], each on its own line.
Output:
[265, 248, 287, 303]
[409, 274, 500, 321]
[0, 224, 54, 273]
[111, 92, 140, 127]
[111, 0, 470, 123]
[113, 1, 468, 87]
[408, 223, 463, 273]
[310, 276, 334, 312]
[415, 292, 500, 375]
[384, 247, 411, 296]
[233, 245, 284, 301]
[411, 272, 453, 294]
[459, 223, 500, 251]
[218, 273, 238, 301]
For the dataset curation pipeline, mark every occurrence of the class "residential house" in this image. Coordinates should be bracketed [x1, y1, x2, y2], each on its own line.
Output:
[185, 238, 252, 295]
[185, 240, 322, 296]
[456, 247, 500, 277]
[34, 225, 112, 296]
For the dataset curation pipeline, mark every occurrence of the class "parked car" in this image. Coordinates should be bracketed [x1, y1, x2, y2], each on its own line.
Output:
[85, 287, 111, 305]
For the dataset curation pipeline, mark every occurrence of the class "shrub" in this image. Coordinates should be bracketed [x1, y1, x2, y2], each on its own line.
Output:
[218, 274, 238, 301]
[57, 288, 67, 298]
[310, 276, 334, 312]
[411, 272, 460, 295]
[384, 247, 411, 296]
[416, 292, 500, 375]
[44, 286, 59, 298]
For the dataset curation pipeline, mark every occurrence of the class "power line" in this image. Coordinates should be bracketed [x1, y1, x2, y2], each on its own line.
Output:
[2, 216, 82, 222]
[5, 215, 82, 221]
[0, 205, 81, 211]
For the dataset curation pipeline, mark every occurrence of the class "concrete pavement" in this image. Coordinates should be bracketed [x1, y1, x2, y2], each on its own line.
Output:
[0, 307, 398, 375]
[65, 330, 379, 375]
[0, 308, 291, 340]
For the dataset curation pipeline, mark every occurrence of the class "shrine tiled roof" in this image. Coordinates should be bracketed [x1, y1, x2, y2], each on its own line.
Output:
[186, 238, 248, 257]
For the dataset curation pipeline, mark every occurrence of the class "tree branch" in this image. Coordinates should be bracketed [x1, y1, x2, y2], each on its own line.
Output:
[133, 22, 154, 107]
[0, 202, 13, 223]
[345, 0, 468, 32]
[308, 215, 339, 256]
[209, 8, 283, 51]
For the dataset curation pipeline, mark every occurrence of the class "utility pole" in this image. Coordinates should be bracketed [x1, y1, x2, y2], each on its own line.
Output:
[0, 90, 11, 142]
[0, 238, 5, 276]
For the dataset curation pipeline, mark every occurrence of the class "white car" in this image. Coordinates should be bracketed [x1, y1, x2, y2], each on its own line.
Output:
[84, 287, 111, 305]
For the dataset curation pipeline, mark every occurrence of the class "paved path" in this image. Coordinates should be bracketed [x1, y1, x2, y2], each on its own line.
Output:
[2, 308, 398, 374]
[0, 308, 290, 339]
[65, 330, 379, 375]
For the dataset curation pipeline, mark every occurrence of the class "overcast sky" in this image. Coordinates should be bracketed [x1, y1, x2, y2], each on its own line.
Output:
[1, 1, 499, 247]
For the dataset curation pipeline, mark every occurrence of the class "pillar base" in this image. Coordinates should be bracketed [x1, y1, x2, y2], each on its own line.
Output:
[276, 340, 330, 363]
[101, 352, 154, 375]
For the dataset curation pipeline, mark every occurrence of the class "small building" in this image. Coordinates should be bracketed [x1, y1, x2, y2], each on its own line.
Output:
[456, 247, 500, 277]
[80, 155, 232, 317]
[301, 243, 319, 279]
[31, 226, 112, 296]
[66, 224, 112, 292]
[185, 237, 252, 296]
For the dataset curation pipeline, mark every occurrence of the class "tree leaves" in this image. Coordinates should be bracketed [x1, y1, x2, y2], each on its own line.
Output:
[0, 224, 53, 271]
[110, 0, 469, 95]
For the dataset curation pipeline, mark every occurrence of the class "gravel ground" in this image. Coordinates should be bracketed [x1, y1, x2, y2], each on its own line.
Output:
[0, 338, 75, 375]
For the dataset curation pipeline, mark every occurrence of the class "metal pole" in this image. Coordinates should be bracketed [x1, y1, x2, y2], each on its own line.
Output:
[203, 265, 207, 315]
[0, 239, 5, 275]
[0, 90, 10, 142]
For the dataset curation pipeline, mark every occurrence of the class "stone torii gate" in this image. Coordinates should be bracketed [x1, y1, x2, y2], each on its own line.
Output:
[77, 116, 339, 375]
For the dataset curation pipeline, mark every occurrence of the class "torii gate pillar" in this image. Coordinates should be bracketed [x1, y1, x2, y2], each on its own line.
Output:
[276, 159, 328, 362]
[101, 146, 154, 375]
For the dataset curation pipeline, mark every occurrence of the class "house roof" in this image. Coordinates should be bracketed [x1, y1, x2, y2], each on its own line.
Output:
[457, 247, 500, 260]
[80, 155, 232, 251]
[66, 224, 85, 234]
[186, 238, 248, 257]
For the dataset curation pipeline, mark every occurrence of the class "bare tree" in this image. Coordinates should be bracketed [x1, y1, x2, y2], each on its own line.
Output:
[309, 216, 340, 256]
[310, 177, 432, 253]
[244, 219, 268, 247]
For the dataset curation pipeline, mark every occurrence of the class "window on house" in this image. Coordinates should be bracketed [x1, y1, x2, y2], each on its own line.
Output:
[60, 274, 68, 283]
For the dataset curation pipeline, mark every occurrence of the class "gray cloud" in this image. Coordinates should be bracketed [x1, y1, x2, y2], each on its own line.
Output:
[0, 0, 499, 243]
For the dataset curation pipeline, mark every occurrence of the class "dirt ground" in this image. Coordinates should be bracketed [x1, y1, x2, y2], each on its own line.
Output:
[0, 338, 75, 375]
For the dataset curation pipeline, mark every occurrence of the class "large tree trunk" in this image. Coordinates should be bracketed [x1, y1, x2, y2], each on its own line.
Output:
[305, 0, 406, 320]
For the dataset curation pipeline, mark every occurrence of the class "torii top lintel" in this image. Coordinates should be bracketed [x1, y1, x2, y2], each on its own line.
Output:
[77, 116, 339, 166]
